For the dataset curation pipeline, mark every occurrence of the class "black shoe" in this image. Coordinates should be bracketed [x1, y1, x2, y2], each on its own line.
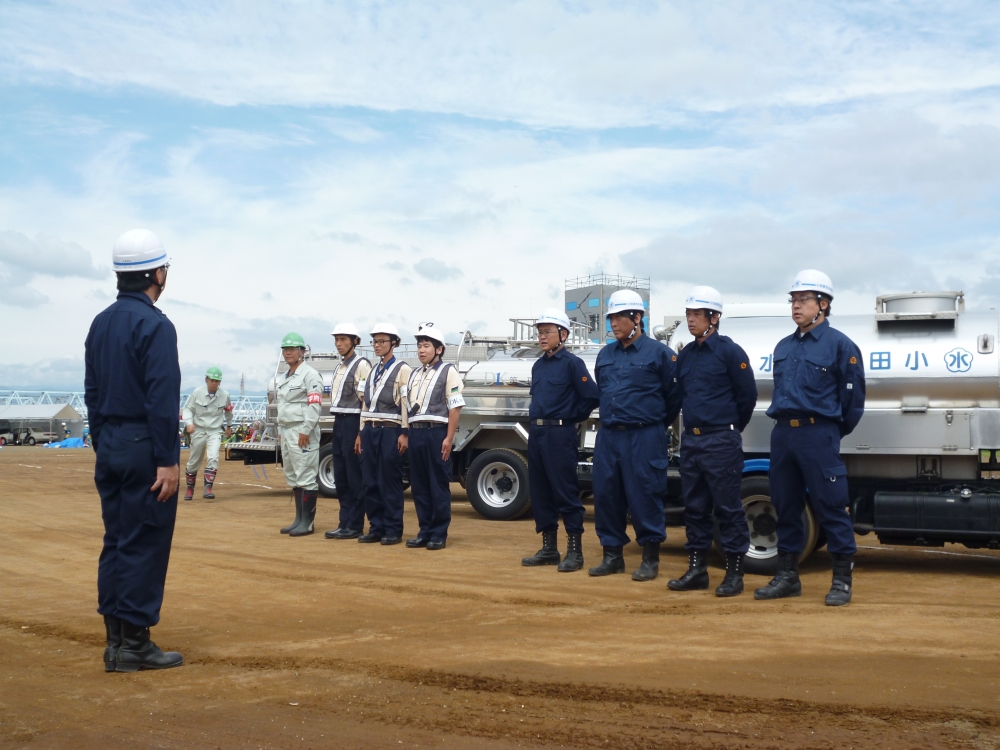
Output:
[280, 489, 303, 534]
[557, 533, 584, 572]
[588, 546, 625, 576]
[380, 536, 402, 545]
[754, 553, 802, 600]
[288, 491, 317, 537]
[103, 614, 122, 673]
[715, 553, 745, 597]
[668, 549, 710, 591]
[115, 622, 184, 672]
[426, 539, 446, 550]
[406, 536, 428, 548]
[326, 528, 361, 539]
[358, 532, 382, 543]
[825, 554, 854, 607]
[522, 530, 561, 566]
[632, 542, 661, 581]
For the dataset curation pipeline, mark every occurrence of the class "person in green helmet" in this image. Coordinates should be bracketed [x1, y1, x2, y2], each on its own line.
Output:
[182, 366, 233, 500]
[276, 333, 326, 537]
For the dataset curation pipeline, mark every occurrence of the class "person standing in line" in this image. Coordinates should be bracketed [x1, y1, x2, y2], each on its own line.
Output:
[182, 367, 233, 501]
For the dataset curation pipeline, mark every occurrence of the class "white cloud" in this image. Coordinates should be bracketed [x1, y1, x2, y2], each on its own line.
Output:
[0, 231, 108, 308]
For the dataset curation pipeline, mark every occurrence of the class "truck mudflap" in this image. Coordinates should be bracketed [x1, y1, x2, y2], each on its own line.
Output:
[869, 490, 1000, 548]
[225, 441, 278, 465]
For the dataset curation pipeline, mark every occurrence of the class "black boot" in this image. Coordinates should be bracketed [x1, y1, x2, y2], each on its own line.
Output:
[825, 554, 854, 607]
[632, 542, 660, 581]
[668, 549, 710, 591]
[754, 552, 802, 600]
[557, 533, 584, 572]
[280, 489, 303, 534]
[588, 546, 625, 576]
[203, 469, 217, 499]
[715, 553, 744, 597]
[103, 614, 122, 673]
[289, 490, 317, 536]
[522, 530, 561, 566]
[115, 622, 184, 672]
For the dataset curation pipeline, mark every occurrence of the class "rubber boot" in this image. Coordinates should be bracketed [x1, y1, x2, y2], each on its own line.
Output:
[825, 554, 854, 607]
[668, 549, 710, 591]
[184, 472, 196, 501]
[588, 546, 625, 576]
[521, 530, 561, 566]
[632, 542, 661, 581]
[103, 614, 122, 673]
[115, 621, 184, 672]
[280, 489, 303, 534]
[203, 469, 217, 499]
[289, 490, 317, 537]
[557, 533, 584, 572]
[754, 552, 802, 600]
[715, 553, 745, 597]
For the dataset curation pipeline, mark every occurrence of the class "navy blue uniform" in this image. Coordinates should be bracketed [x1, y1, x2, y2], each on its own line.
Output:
[332, 414, 364, 530]
[667, 332, 757, 555]
[766, 320, 865, 556]
[528, 347, 599, 535]
[85, 292, 181, 628]
[593, 334, 680, 547]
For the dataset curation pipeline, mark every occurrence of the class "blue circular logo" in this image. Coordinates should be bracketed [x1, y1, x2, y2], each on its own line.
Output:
[944, 348, 973, 373]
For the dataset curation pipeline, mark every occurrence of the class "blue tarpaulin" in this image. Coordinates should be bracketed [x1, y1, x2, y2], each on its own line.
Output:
[43, 438, 87, 448]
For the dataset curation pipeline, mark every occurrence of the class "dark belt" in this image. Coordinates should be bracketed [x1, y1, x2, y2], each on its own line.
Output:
[366, 420, 400, 429]
[409, 421, 444, 429]
[106, 417, 147, 427]
[609, 423, 647, 430]
[776, 417, 829, 428]
[532, 419, 567, 426]
[684, 424, 734, 436]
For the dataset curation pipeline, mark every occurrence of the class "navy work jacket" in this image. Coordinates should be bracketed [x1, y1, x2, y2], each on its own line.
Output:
[765, 319, 866, 436]
[529, 346, 599, 423]
[667, 331, 758, 431]
[595, 333, 680, 427]
[84, 291, 181, 466]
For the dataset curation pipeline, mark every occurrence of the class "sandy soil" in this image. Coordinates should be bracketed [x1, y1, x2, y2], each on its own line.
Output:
[1, 445, 999, 750]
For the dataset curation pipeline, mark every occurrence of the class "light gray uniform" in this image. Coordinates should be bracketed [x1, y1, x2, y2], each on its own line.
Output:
[183, 386, 233, 473]
[276, 362, 324, 491]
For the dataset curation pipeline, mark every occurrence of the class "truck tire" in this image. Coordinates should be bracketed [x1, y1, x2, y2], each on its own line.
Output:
[714, 474, 819, 576]
[466, 448, 531, 521]
[317, 443, 338, 498]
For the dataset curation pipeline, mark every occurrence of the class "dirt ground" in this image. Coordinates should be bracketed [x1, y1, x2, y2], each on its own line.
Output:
[1, 447, 999, 750]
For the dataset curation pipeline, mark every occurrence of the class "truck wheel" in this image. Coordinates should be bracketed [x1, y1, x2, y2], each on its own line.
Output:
[27, 437, 35, 446]
[466, 448, 531, 520]
[716, 475, 819, 576]
[317, 443, 338, 498]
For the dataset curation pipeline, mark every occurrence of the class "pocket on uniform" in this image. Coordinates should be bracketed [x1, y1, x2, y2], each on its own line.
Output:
[649, 458, 670, 495]
[821, 464, 847, 482]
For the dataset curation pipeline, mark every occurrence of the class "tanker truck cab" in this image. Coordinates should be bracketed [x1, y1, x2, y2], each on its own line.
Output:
[666, 291, 1000, 575]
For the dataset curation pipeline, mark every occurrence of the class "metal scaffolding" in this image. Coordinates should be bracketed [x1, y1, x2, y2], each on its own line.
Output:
[0, 390, 269, 422]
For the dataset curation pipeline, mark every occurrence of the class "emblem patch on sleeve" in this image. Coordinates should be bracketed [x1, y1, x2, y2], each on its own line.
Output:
[849, 356, 857, 364]
[740, 363, 747, 369]
[581, 376, 588, 382]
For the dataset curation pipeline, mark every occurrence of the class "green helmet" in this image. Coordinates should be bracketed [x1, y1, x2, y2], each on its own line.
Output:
[281, 332, 306, 349]
[205, 366, 223, 381]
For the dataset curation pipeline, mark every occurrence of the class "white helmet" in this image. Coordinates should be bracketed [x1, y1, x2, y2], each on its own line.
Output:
[684, 286, 724, 314]
[112, 229, 169, 273]
[370, 322, 400, 338]
[789, 269, 834, 299]
[331, 323, 360, 338]
[415, 322, 446, 346]
[534, 308, 572, 331]
[606, 289, 646, 317]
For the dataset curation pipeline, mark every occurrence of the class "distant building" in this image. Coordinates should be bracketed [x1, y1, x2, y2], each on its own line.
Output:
[565, 274, 650, 344]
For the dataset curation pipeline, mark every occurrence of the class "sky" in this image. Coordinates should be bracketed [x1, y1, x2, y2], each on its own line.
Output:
[1, 1, 998, 393]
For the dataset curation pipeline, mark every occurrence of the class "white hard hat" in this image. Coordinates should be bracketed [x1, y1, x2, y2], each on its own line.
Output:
[370, 322, 400, 338]
[331, 323, 360, 338]
[534, 308, 572, 331]
[789, 269, 834, 299]
[684, 286, 724, 314]
[606, 289, 646, 317]
[415, 322, 446, 346]
[112, 229, 169, 273]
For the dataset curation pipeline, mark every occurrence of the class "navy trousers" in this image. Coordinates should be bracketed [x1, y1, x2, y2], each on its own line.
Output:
[528, 423, 584, 535]
[770, 421, 857, 556]
[332, 414, 364, 531]
[361, 425, 404, 538]
[408, 424, 452, 541]
[679, 429, 749, 555]
[94, 422, 177, 628]
[593, 424, 669, 547]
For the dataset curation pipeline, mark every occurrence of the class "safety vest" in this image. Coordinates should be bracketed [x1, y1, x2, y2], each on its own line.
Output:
[407, 362, 455, 424]
[329, 354, 370, 415]
[362, 358, 405, 421]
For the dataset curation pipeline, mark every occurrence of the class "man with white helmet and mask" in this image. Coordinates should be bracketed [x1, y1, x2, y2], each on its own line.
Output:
[323, 323, 372, 540]
[755, 270, 865, 606]
[356, 323, 412, 545]
[521, 309, 599, 571]
[85, 229, 183, 672]
[275, 332, 325, 537]
[665, 287, 757, 596]
[404, 323, 465, 550]
[589, 290, 680, 582]
[182, 367, 233, 501]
